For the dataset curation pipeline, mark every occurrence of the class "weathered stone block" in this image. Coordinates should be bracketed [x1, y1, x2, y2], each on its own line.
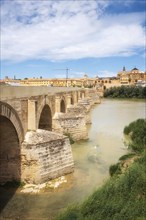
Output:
[52, 112, 88, 141]
[21, 129, 74, 184]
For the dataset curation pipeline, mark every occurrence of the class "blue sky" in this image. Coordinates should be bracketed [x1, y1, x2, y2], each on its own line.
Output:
[1, 0, 146, 79]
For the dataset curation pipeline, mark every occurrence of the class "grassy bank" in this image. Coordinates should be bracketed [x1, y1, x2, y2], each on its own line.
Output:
[56, 119, 146, 220]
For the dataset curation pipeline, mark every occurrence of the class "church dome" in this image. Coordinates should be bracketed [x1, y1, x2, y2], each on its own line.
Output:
[132, 67, 139, 71]
[84, 74, 88, 78]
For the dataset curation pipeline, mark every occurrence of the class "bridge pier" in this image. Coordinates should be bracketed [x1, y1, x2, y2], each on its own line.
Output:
[28, 100, 37, 131]
[55, 96, 61, 113]
[77, 99, 92, 124]
[52, 93, 88, 141]
[85, 88, 101, 105]
[52, 112, 88, 141]
[73, 91, 78, 104]
[66, 94, 72, 106]
[21, 130, 74, 184]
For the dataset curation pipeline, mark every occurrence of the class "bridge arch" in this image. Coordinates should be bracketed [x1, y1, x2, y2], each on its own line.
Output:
[0, 101, 24, 184]
[0, 101, 24, 144]
[38, 104, 52, 131]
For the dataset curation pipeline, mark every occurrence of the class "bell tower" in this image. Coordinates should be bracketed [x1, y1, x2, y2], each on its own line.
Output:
[123, 66, 126, 71]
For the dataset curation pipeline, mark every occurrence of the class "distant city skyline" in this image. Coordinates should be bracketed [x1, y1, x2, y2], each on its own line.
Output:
[1, 0, 146, 79]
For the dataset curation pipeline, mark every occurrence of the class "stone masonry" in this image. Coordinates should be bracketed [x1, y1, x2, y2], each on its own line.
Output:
[0, 86, 101, 184]
[53, 112, 88, 141]
[21, 129, 74, 184]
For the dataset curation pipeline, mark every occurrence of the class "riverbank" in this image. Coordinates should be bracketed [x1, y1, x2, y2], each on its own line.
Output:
[56, 119, 146, 220]
[104, 85, 146, 99]
[57, 153, 146, 220]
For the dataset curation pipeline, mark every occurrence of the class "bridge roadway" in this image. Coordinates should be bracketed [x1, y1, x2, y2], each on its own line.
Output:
[0, 85, 99, 185]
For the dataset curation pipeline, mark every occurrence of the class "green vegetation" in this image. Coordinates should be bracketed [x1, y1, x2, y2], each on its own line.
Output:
[124, 119, 146, 152]
[56, 119, 146, 220]
[64, 133, 75, 145]
[104, 86, 146, 98]
[119, 153, 136, 161]
[109, 162, 121, 176]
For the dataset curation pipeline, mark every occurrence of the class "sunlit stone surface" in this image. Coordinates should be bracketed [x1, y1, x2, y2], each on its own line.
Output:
[21, 129, 74, 184]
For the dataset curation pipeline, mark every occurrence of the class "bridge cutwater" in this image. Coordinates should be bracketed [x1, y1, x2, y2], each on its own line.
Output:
[0, 85, 100, 184]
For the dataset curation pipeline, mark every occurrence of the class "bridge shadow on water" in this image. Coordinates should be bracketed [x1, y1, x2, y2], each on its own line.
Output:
[0, 184, 19, 213]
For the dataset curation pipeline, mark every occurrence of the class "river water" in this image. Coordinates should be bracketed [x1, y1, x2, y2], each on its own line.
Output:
[0, 99, 145, 220]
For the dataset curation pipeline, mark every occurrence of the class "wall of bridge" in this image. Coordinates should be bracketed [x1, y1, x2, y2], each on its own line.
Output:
[0, 85, 83, 100]
[0, 86, 100, 184]
[1, 86, 86, 136]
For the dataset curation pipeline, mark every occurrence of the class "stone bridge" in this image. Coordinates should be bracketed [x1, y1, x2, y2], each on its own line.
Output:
[0, 85, 100, 185]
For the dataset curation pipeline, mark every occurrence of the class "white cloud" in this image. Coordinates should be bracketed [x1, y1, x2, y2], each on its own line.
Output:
[1, 0, 145, 62]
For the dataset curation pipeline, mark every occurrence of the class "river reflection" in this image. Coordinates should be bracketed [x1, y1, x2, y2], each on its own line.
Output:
[0, 99, 145, 220]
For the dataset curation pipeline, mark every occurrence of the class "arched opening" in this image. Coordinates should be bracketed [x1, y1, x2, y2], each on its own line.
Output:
[60, 100, 66, 113]
[39, 105, 52, 131]
[71, 97, 74, 105]
[0, 116, 21, 184]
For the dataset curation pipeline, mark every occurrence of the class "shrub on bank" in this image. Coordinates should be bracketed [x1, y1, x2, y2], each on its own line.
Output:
[123, 119, 146, 152]
[109, 163, 121, 176]
[119, 153, 136, 161]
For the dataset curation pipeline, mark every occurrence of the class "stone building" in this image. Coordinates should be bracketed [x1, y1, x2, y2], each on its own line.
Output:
[1, 67, 145, 89]
[1, 75, 99, 88]
[117, 67, 146, 85]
